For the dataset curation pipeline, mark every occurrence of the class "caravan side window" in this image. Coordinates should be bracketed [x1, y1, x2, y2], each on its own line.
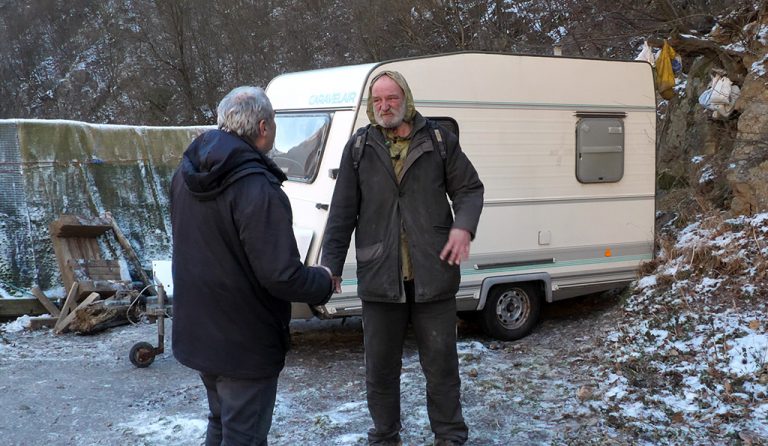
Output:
[575, 113, 625, 183]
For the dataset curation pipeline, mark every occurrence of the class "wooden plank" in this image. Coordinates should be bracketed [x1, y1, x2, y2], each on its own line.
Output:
[0, 298, 47, 320]
[72, 259, 122, 268]
[50, 229, 76, 293]
[105, 212, 153, 290]
[49, 215, 112, 237]
[50, 215, 107, 293]
[30, 286, 60, 317]
[55, 282, 80, 330]
[77, 280, 131, 299]
[54, 292, 100, 335]
[29, 316, 58, 330]
[67, 259, 123, 281]
[70, 237, 103, 260]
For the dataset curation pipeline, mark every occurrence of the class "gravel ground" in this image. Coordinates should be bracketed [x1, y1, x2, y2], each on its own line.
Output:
[0, 292, 627, 446]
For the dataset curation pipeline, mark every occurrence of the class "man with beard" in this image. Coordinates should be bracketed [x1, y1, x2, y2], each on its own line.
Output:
[322, 71, 484, 446]
[171, 86, 333, 445]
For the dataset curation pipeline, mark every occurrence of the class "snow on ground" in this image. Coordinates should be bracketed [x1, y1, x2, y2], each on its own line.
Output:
[0, 298, 629, 445]
[1, 212, 766, 445]
[580, 212, 768, 444]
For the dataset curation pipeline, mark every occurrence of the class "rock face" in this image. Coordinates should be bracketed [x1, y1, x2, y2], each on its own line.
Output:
[728, 57, 768, 214]
[657, 12, 768, 216]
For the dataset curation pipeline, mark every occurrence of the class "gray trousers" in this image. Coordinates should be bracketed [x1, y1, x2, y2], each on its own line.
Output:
[362, 281, 468, 445]
[200, 373, 279, 446]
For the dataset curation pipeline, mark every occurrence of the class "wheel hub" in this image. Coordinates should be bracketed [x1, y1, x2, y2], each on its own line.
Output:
[495, 289, 530, 329]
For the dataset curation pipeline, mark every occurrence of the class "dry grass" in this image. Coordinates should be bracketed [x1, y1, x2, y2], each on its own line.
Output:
[642, 209, 768, 308]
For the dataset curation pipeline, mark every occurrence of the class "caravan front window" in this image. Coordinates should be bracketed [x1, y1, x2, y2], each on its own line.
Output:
[270, 112, 332, 182]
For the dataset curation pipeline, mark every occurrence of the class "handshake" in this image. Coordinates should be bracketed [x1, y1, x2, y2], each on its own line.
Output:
[314, 265, 342, 294]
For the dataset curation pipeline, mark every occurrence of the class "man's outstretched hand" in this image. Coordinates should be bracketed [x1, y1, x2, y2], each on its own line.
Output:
[439, 228, 471, 266]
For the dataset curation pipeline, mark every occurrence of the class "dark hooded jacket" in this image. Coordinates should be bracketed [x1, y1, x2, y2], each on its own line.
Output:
[321, 73, 484, 303]
[171, 129, 332, 379]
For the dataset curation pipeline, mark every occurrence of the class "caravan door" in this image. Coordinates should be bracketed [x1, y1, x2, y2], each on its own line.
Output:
[266, 63, 375, 318]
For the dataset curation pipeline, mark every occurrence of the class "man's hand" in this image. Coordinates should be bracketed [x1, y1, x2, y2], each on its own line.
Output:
[315, 265, 341, 293]
[439, 228, 471, 266]
[331, 276, 342, 293]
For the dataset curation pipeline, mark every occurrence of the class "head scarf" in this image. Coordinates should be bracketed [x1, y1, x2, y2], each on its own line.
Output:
[366, 70, 417, 126]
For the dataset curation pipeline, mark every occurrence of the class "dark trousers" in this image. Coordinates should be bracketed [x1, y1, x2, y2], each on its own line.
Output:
[200, 373, 279, 446]
[362, 281, 468, 445]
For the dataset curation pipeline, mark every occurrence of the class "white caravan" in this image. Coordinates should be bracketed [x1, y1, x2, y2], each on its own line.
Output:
[267, 52, 656, 340]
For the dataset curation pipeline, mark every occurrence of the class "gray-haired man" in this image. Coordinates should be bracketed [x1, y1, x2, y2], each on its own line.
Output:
[171, 86, 333, 445]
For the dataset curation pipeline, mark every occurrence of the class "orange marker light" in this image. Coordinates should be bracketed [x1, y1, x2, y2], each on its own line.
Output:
[604, 248, 612, 257]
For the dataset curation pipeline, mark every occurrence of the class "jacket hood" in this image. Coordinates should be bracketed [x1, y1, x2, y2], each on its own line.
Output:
[180, 129, 287, 200]
[366, 70, 417, 126]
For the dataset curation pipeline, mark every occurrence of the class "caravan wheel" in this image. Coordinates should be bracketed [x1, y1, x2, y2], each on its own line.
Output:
[480, 284, 541, 341]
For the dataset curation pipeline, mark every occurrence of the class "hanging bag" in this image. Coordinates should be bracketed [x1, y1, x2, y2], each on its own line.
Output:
[655, 41, 677, 100]
[635, 41, 655, 66]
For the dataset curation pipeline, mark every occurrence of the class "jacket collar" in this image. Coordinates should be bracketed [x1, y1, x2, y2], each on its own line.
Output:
[366, 113, 432, 184]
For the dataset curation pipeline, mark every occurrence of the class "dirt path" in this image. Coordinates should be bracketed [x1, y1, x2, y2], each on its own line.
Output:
[0, 292, 626, 445]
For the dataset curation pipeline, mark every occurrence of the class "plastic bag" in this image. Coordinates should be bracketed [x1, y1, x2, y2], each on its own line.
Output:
[655, 41, 677, 100]
[709, 75, 732, 104]
[698, 88, 715, 110]
[635, 41, 655, 66]
[712, 84, 741, 119]
[671, 55, 682, 73]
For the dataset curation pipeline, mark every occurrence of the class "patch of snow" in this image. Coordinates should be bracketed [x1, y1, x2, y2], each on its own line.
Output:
[636, 275, 657, 289]
[696, 277, 722, 293]
[752, 54, 768, 77]
[742, 284, 757, 295]
[674, 78, 687, 96]
[699, 164, 715, 184]
[758, 24, 768, 45]
[724, 41, 746, 52]
[118, 412, 206, 445]
[691, 155, 704, 164]
[675, 221, 707, 248]
[1, 315, 32, 333]
[456, 340, 488, 355]
[0, 286, 14, 299]
[750, 212, 768, 229]
[712, 232, 737, 248]
[726, 333, 768, 376]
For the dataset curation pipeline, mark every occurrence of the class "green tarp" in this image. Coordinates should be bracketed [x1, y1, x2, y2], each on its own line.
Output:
[0, 119, 211, 294]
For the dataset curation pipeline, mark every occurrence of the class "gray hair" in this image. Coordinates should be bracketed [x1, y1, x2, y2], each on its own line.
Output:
[216, 86, 274, 141]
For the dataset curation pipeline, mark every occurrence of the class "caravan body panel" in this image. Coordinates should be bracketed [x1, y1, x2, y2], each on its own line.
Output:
[265, 53, 655, 318]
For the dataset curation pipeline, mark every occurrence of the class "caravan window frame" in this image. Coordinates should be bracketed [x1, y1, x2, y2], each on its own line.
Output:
[271, 111, 334, 183]
[574, 112, 626, 184]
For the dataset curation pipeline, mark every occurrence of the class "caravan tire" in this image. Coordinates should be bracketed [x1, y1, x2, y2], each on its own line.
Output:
[480, 283, 541, 341]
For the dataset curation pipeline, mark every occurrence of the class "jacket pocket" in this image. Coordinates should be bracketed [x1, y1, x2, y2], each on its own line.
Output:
[356, 242, 384, 263]
[432, 224, 451, 233]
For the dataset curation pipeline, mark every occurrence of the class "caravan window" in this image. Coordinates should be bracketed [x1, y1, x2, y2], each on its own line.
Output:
[575, 114, 625, 183]
[271, 112, 332, 182]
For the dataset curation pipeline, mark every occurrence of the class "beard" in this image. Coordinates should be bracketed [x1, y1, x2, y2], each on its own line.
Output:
[374, 101, 406, 128]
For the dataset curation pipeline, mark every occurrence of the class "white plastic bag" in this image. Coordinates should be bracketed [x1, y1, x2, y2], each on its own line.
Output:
[635, 41, 655, 66]
[713, 84, 741, 119]
[709, 75, 732, 104]
[698, 88, 715, 110]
